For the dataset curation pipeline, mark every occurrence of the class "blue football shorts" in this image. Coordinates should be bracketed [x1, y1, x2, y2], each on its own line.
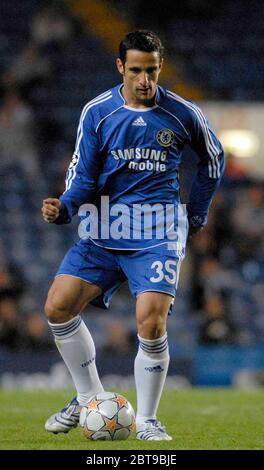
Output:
[56, 239, 185, 309]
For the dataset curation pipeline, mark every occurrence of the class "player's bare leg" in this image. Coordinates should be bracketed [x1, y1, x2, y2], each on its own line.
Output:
[44, 275, 104, 433]
[135, 291, 173, 440]
[45, 274, 102, 323]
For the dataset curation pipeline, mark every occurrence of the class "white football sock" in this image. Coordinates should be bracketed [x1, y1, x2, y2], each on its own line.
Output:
[49, 316, 104, 405]
[134, 332, 170, 425]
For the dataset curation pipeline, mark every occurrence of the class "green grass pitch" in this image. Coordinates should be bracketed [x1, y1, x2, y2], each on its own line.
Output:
[0, 389, 263, 450]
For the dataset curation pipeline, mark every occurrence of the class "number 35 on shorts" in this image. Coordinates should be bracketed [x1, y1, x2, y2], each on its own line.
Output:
[150, 260, 179, 285]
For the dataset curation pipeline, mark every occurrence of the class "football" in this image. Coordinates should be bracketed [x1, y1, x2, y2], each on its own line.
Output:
[79, 391, 135, 440]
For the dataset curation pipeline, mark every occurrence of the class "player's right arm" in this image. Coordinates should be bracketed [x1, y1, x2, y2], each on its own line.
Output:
[43, 106, 101, 225]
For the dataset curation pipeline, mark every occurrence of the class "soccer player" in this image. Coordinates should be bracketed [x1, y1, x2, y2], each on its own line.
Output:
[42, 30, 224, 440]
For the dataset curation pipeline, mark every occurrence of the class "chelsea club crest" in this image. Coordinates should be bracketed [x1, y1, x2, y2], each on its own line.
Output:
[156, 128, 175, 147]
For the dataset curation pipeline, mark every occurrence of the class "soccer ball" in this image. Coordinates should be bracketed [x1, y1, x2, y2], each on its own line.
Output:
[79, 391, 135, 441]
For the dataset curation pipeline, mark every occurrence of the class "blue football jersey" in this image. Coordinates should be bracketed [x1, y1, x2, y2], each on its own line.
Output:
[57, 84, 224, 250]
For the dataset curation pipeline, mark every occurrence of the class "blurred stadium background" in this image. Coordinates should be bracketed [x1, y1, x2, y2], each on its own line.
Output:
[0, 0, 263, 390]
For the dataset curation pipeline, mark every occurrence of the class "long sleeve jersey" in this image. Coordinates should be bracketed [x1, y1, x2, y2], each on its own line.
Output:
[57, 84, 224, 250]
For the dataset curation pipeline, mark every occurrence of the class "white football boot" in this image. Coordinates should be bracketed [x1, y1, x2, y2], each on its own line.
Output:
[136, 419, 172, 441]
[45, 397, 81, 434]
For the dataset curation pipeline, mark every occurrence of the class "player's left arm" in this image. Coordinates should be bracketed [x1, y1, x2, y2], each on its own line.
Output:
[187, 106, 225, 234]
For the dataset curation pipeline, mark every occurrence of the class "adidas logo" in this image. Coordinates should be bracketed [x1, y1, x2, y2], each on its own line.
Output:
[145, 365, 164, 373]
[132, 116, 147, 126]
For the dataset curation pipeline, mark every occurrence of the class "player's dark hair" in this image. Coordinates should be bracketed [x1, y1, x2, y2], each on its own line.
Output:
[119, 30, 164, 63]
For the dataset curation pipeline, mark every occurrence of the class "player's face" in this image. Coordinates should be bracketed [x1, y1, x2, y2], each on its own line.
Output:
[116, 50, 163, 106]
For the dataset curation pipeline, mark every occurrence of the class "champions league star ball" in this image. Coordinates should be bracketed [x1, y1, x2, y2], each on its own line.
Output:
[79, 392, 135, 441]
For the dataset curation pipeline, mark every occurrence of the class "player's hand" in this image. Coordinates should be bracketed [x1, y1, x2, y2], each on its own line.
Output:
[42, 198, 61, 223]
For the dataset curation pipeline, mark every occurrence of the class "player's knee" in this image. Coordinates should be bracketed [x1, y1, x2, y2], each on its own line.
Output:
[44, 292, 72, 324]
[137, 312, 165, 339]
